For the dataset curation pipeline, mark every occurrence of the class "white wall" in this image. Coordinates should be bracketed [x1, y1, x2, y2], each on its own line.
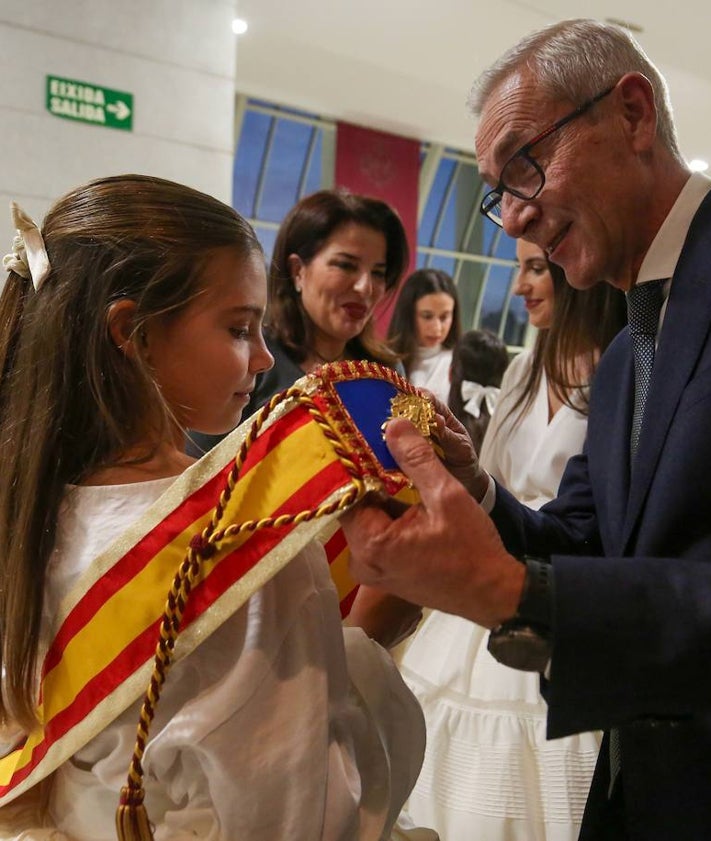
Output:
[0, 0, 237, 246]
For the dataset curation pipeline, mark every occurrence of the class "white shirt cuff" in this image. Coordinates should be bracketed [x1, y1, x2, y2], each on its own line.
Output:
[479, 473, 496, 513]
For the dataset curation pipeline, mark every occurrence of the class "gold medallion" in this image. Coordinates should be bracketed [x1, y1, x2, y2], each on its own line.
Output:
[382, 392, 437, 439]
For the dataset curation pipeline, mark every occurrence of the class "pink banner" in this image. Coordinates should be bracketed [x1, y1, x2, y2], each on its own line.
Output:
[335, 121, 419, 336]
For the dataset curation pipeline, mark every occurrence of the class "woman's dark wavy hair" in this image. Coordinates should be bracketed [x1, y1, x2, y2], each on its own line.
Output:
[387, 268, 462, 374]
[0, 174, 262, 731]
[267, 188, 409, 366]
[507, 258, 628, 424]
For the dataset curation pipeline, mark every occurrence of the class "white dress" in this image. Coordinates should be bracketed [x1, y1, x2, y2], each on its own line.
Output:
[407, 346, 452, 405]
[398, 350, 602, 841]
[10, 478, 432, 841]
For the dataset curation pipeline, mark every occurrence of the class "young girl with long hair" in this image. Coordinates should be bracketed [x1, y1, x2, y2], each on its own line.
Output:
[387, 268, 461, 404]
[0, 175, 428, 841]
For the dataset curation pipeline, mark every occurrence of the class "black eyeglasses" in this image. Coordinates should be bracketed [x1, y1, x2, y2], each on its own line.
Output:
[480, 85, 616, 227]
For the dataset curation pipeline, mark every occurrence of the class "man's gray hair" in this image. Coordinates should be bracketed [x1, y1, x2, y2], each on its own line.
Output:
[469, 18, 681, 160]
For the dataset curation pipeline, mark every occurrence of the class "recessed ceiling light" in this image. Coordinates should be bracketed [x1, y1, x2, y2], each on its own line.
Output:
[232, 18, 248, 35]
[690, 159, 709, 173]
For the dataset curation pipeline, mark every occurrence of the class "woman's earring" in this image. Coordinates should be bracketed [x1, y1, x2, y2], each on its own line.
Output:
[295, 284, 302, 294]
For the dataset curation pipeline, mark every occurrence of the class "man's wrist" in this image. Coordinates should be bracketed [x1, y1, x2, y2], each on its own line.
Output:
[487, 556, 554, 672]
[514, 556, 554, 628]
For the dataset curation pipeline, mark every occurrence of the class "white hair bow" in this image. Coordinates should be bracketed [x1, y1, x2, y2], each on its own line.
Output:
[461, 381, 501, 419]
[2, 201, 51, 291]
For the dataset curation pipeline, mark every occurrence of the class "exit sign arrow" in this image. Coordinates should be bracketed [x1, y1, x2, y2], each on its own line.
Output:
[106, 101, 131, 121]
[46, 75, 134, 132]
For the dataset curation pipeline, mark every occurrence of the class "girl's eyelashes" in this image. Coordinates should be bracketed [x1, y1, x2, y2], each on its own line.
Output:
[229, 325, 252, 340]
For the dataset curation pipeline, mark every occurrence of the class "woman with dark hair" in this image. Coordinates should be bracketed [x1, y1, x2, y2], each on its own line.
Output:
[387, 268, 461, 404]
[398, 240, 628, 841]
[266, 188, 407, 373]
[189, 188, 409, 455]
[481, 240, 628, 507]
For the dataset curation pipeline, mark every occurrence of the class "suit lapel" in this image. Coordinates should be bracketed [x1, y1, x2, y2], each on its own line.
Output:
[623, 192, 711, 546]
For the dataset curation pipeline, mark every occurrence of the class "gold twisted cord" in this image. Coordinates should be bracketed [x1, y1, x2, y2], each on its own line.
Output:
[116, 384, 367, 841]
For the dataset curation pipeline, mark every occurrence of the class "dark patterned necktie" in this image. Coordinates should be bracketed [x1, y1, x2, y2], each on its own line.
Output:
[627, 279, 666, 459]
[609, 278, 667, 796]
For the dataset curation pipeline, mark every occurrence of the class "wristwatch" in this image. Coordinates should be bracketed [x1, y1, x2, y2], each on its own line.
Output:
[487, 556, 554, 672]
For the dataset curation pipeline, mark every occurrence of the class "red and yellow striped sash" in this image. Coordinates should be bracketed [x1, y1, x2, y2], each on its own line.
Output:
[0, 361, 432, 811]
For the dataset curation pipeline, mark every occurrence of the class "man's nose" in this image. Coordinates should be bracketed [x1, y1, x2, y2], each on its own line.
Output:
[501, 193, 539, 239]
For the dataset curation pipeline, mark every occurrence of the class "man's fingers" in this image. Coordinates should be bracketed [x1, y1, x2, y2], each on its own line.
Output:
[341, 501, 387, 531]
[384, 418, 451, 502]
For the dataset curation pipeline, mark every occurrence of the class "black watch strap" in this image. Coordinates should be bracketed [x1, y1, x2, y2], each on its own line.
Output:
[515, 555, 554, 629]
[487, 556, 554, 672]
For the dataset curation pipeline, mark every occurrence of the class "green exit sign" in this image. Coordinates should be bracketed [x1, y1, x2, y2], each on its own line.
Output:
[46, 75, 133, 131]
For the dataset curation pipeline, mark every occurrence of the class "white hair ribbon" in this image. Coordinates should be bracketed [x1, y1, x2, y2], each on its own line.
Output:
[461, 380, 500, 419]
[2, 201, 51, 291]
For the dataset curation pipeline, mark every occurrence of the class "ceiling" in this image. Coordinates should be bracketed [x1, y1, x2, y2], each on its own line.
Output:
[234, 0, 711, 167]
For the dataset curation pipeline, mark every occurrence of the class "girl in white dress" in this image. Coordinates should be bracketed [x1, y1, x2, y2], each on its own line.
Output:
[398, 240, 627, 841]
[388, 269, 461, 405]
[0, 176, 432, 841]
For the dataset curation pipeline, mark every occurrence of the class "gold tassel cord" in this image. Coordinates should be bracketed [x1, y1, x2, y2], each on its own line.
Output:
[115, 384, 367, 841]
[116, 785, 154, 841]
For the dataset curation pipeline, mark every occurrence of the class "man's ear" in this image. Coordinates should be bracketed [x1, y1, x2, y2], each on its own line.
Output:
[616, 72, 658, 153]
[106, 299, 141, 359]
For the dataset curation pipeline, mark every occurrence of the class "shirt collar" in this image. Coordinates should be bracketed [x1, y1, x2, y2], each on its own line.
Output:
[416, 344, 443, 359]
[636, 171, 711, 285]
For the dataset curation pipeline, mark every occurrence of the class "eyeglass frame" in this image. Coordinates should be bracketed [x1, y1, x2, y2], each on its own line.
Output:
[479, 84, 617, 227]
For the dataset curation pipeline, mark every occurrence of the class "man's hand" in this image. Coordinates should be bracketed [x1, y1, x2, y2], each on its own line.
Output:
[341, 418, 525, 628]
[429, 393, 490, 500]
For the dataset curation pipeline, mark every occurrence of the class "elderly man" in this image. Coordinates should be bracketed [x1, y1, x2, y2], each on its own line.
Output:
[341, 18, 711, 841]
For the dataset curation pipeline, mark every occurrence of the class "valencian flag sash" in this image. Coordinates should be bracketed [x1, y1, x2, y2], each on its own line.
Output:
[0, 361, 437, 834]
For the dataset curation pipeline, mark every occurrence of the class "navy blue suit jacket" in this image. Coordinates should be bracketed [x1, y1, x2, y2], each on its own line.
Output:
[490, 192, 711, 840]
